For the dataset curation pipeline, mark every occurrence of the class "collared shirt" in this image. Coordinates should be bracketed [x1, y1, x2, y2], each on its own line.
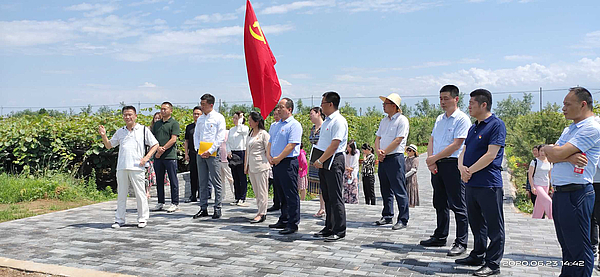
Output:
[185, 122, 196, 151]
[152, 117, 180, 160]
[463, 114, 506, 188]
[431, 109, 471, 158]
[226, 124, 249, 152]
[110, 123, 158, 171]
[551, 116, 600, 186]
[269, 116, 302, 158]
[316, 110, 348, 153]
[193, 110, 226, 154]
[376, 112, 409, 155]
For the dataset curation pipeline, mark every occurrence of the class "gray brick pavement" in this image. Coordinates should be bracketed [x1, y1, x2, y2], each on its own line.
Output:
[0, 154, 596, 276]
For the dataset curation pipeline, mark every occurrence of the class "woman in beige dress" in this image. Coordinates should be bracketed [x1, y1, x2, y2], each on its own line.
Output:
[405, 144, 420, 208]
[244, 111, 271, 223]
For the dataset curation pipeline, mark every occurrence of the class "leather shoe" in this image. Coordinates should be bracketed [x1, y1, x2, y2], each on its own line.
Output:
[473, 265, 500, 276]
[192, 209, 209, 219]
[279, 228, 297, 235]
[266, 206, 280, 212]
[455, 256, 484, 266]
[324, 234, 345, 242]
[184, 197, 197, 203]
[212, 210, 222, 219]
[447, 243, 466, 256]
[420, 236, 447, 247]
[269, 222, 287, 229]
[392, 222, 407, 230]
[313, 229, 333, 238]
[374, 217, 393, 225]
[250, 215, 266, 224]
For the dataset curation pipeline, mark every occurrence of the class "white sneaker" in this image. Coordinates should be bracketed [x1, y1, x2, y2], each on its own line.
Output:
[111, 222, 122, 229]
[137, 222, 147, 228]
[237, 200, 248, 207]
[151, 203, 164, 211]
[166, 204, 179, 213]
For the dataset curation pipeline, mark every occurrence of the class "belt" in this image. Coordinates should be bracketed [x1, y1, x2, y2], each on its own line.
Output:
[385, 153, 402, 158]
[437, 157, 458, 163]
[554, 183, 589, 192]
[282, 157, 296, 161]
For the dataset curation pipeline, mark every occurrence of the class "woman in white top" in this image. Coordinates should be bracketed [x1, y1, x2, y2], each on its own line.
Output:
[343, 140, 359, 204]
[529, 145, 553, 219]
[227, 111, 250, 206]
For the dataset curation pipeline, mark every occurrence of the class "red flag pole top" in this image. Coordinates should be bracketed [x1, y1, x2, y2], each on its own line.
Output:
[244, 0, 281, 120]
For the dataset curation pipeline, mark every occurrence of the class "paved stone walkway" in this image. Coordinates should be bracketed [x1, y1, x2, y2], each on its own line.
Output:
[0, 155, 596, 276]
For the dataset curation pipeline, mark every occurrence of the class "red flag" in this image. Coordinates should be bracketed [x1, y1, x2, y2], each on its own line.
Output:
[244, 0, 281, 120]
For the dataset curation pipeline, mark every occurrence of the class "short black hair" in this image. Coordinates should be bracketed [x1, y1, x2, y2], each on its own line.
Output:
[440, 85, 459, 98]
[470, 89, 492, 112]
[570, 87, 593, 111]
[322, 91, 340, 109]
[282, 97, 294, 112]
[193, 106, 202, 112]
[310, 107, 325, 120]
[201, 94, 215, 105]
[235, 111, 246, 124]
[161, 102, 173, 109]
[122, 105, 136, 114]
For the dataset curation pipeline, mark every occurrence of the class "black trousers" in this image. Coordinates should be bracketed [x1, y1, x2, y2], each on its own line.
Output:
[430, 159, 468, 246]
[269, 177, 281, 208]
[378, 153, 409, 224]
[231, 150, 248, 201]
[273, 157, 300, 229]
[362, 175, 376, 205]
[319, 153, 346, 235]
[189, 154, 199, 199]
[466, 186, 505, 270]
[590, 183, 600, 248]
[154, 159, 179, 205]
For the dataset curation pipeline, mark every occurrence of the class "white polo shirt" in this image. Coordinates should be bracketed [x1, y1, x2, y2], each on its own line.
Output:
[431, 109, 471, 158]
[109, 124, 158, 171]
[194, 110, 226, 154]
[376, 112, 409, 155]
[316, 110, 348, 154]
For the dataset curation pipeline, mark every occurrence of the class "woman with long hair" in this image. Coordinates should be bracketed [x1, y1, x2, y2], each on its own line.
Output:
[343, 139, 359, 204]
[361, 143, 376, 205]
[530, 144, 553, 219]
[309, 107, 327, 217]
[228, 111, 250, 206]
[147, 112, 169, 198]
[244, 111, 271, 223]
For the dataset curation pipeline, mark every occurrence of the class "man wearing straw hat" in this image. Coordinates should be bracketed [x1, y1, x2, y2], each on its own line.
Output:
[374, 93, 410, 230]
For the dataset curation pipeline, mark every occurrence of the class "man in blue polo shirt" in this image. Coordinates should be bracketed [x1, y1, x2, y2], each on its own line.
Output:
[455, 89, 506, 277]
[267, 98, 303, 235]
[543, 87, 600, 277]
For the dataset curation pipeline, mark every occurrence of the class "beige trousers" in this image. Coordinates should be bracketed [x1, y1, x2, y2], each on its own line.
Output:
[116, 170, 149, 224]
[248, 170, 269, 215]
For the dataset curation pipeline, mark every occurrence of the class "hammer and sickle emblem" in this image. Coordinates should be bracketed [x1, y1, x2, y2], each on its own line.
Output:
[249, 21, 266, 44]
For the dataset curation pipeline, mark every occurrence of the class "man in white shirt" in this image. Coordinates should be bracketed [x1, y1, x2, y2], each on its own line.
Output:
[193, 94, 226, 219]
[313, 91, 348, 242]
[421, 85, 471, 257]
[98, 106, 159, 229]
[374, 93, 410, 230]
[227, 111, 250, 206]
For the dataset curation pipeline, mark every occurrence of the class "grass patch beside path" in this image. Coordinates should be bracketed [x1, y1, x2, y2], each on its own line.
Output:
[0, 171, 116, 222]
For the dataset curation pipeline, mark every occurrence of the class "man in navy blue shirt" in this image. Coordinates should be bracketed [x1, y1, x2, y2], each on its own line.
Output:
[455, 89, 506, 277]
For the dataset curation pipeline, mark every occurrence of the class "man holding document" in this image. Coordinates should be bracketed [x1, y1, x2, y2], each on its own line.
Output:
[193, 94, 226, 219]
[312, 91, 348, 242]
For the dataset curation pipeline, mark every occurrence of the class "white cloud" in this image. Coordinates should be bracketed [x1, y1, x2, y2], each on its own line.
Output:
[458, 58, 484, 64]
[583, 30, 600, 48]
[504, 55, 534, 61]
[340, 0, 440, 13]
[261, 0, 335, 15]
[129, 0, 166, 7]
[0, 20, 77, 47]
[190, 54, 244, 62]
[65, 3, 119, 17]
[279, 79, 292, 86]
[412, 61, 452, 68]
[184, 13, 238, 25]
[139, 82, 157, 88]
[289, 74, 312, 79]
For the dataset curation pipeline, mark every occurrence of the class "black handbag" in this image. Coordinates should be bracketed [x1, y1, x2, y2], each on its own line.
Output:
[228, 153, 243, 167]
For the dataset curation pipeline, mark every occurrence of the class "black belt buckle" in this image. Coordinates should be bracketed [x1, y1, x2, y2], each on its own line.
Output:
[555, 184, 586, 192]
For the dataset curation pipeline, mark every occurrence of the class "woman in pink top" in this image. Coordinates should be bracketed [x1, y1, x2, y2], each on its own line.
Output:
[298, 143, 309, 201]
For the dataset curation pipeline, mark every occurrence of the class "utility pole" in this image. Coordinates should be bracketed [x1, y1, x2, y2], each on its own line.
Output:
[138, 101, 141, 113]
[219, 99, 222, 113]
[539, 87, 542, 111]
[359, 107, 362, 117]
[311, 95, 314, 107]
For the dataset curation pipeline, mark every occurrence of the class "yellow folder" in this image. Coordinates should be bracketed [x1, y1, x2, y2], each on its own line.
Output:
[198, 141, 217, 157]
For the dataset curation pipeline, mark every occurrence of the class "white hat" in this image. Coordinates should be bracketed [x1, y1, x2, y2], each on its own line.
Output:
[407, 144, 417, 152]
[379, 93, 402, 109]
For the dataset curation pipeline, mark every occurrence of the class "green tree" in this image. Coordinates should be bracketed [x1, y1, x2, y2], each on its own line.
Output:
[495, 93, 534, 119]
[340, 102, 357, 116]
[458, 92, 466, 110]
[414, 98, 442, 118]
[400, 103, 413, 117]
[365, 106, 383, 117]
[79, 104, 93, 115]
[295, 99, 311, 115]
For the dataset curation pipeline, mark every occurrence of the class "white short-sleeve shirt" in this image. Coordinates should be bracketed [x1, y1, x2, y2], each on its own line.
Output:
[109, 123, 158, 171]
[431, 109, 471, 158]
[530, 158, 552, 186]
[376, 112, 409, 155]
[316, 110, 348, 154]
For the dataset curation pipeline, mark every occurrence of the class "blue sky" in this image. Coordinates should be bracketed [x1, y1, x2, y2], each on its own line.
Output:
[1, 0, 599, 115]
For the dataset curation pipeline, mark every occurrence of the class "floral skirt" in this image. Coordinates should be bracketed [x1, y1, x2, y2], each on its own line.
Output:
[343, 175, 358, 204]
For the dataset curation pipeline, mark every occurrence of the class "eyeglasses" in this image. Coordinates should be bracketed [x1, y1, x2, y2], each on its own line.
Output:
[382, 102, 394, 106]
[320, 101, 331, 106]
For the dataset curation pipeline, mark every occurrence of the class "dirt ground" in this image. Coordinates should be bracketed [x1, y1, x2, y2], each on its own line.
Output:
[0, 199, 95, 223]
[0, 267, 56, 277]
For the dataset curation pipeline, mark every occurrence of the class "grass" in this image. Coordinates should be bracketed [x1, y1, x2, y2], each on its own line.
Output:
[0, 171, 116, 222]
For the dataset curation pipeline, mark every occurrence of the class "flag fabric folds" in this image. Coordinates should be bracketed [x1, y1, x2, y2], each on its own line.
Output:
[244, 0, 281, 120]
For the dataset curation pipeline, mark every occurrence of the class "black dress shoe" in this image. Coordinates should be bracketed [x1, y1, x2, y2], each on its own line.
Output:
[268, 222, 287, 229]
[374, 217, 393, 225]
[447, 243, 466, 256]
[250, 215, 266, 224]
[192, 209, 209, 219]
[324, 234, 345, 242]
[279, 228, 297, 235]
[473, 265, 500, 276]
[184, 197, 197, 203]
[212, 210, 222, 219]
[313, 229, 333, 238]
[267, 206, 280, 212]
[420, 236, 447, 247]
[455, 256, 484, 266]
